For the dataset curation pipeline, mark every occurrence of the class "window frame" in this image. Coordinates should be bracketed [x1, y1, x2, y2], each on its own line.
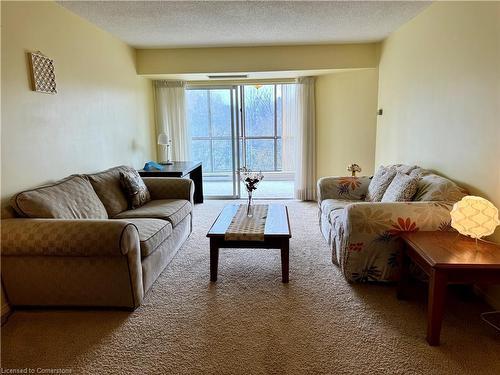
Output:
[188, 84, 283, 174]
[240, 84, 282, 172]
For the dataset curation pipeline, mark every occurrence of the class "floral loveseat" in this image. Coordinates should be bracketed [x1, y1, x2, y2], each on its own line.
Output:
[317, 165, 467, 282]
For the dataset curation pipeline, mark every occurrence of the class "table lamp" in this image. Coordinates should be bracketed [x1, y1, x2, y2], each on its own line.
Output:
[450, 196, 500, 239]
[157, 132, 173, 165]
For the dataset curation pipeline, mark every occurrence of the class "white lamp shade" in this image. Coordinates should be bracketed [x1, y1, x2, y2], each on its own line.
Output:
[157, 133, 169, 145]
[450, 196, 500, 239]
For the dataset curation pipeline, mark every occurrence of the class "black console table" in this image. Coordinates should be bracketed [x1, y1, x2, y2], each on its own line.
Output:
[138, 161, 203, 204]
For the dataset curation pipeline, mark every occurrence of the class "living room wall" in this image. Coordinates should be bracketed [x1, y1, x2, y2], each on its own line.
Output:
[316, 69, 378, 178]
[1, 1, 156, 319]
[1, 1, 156, 201]
[376, 2, 500, 306]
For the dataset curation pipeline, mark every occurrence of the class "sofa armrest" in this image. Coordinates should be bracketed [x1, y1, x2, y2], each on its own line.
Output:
[317, 176, 371, 203]
[1, 219, 140, 257]
[142, 177, 194, 203]
[332, 201, 453, 282]
[344, 201, 454, 235]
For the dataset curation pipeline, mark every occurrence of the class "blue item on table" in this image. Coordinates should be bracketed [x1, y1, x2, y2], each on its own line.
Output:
[143, 161, 163, 171]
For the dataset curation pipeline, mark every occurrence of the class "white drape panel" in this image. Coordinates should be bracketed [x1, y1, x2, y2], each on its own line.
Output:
[294, 77, 317, 201]
[281, 84, 298, 173]
[154, 80, 190, 161]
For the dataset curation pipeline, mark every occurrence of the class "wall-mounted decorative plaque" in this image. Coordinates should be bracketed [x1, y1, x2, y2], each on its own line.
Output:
[28, 51, 57, 94]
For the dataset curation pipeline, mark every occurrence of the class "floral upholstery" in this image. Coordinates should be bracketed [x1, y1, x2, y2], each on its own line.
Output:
[317, 176, 371, 202]
[414, 173, 468, 202]
[318, 166, 467, 282]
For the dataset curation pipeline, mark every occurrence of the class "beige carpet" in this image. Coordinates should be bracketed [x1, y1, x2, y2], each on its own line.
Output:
[1, 201, 499, 374]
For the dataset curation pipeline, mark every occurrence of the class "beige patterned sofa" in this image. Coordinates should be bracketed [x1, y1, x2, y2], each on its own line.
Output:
[317, 165, 467, 282]
[1, 166, 194, 310]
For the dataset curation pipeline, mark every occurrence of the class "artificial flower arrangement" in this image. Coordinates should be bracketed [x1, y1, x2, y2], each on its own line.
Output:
[240, 167, 264, 217]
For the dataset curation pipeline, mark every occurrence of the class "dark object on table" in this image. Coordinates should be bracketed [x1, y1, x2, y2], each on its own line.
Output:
[398, 231, 500, 346]
[138, 161, 203, 204]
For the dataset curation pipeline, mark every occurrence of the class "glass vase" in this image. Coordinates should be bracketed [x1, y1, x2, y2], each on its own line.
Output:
[246, 190, 253, 218]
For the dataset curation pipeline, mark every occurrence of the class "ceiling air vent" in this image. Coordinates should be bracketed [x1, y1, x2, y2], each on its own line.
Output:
[207, 74, 248, 79]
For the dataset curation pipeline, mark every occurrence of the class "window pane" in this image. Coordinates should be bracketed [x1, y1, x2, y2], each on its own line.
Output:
[210, 90, 232, 137]
[276, 85, 283, 136]
[212, 140, 233, 172]
[245, 139, 275, 171]
[192, 139, 212, 172]
[276, 138, 282, 171]
[187, 90, 209, 137]
[244, 85, 274, 136]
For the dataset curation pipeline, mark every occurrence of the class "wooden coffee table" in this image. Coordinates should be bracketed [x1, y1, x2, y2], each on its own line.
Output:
[206, 204, 292, 283]
[398, 231, 500, 346]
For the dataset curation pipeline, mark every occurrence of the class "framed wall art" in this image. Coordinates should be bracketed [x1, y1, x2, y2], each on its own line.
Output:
[28, 51, 57, 94]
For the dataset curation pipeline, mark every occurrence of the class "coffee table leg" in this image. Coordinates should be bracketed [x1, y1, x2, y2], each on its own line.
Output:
[427, 269, 447, 346]
[281, 240, 289, 283]
[210, 239, 219, 282]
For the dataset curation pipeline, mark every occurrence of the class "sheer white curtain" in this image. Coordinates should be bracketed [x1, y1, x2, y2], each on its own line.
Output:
[154, 80, 190, 161]
[281, 77, 316, 201]
[295, 77, 317, 201]
[281, 84, 297, 173]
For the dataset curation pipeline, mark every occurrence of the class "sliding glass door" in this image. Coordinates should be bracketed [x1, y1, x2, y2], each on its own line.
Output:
[186, 84, 294, 199]
[187, 87, 239, 198]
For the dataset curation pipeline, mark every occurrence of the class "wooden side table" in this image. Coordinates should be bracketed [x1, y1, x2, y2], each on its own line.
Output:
[138, 161, 203, 204]
[398, 231, 500, 346]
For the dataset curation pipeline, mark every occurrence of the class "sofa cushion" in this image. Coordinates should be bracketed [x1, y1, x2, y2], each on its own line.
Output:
[113, 199, 192, 227]
[10, 175, 108, 219]
[87, 166, 134, 217]
[365, 166, 397, 202]
[413, 173, 467, 203]
[118, 218, 173, 257]
[381, 172, 420, 202]
[120, 169, 151, 209]
[321, 199, 352, 224]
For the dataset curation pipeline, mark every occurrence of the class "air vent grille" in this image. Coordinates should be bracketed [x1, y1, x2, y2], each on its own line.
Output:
[207, 74, 248, 79]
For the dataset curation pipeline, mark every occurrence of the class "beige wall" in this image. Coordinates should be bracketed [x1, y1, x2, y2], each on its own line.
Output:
[316, 69, 378, 178]
[1, 1, 156, 202]
[1, 1, 156, 319]
[376, 1, 500, 307]
[137, 43, 379, 75]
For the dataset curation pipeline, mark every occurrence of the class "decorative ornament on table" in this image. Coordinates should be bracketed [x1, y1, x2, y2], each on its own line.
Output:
[347, 163, 362, 177]
[450, 196, 500, 240]
[240, 167, 264, 217]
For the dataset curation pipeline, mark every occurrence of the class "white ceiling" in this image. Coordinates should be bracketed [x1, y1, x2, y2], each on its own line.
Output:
[58, 1, 431, 49]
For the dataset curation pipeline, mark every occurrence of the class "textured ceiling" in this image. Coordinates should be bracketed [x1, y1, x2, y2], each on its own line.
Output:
[58, 1, 431, 49]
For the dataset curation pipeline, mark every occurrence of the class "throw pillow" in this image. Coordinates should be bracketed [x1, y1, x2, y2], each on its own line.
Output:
[381, 172, 420, 202]
[365, 166, 397, 202]
[120, 170, 151, 209]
